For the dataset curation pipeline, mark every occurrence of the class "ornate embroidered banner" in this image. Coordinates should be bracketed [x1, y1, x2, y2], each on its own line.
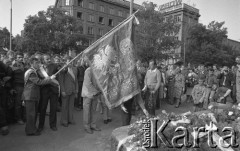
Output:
[83, 15, 140, 109]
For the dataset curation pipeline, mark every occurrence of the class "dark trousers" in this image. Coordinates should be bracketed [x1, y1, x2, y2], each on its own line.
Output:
[121, 98, 133, 126]
[0, 106, 7, 128]
[61, 94, 75, 124]
[25, 100, 38, 135]
[38, 90, 58, 129]
[14, 85, 24, 121]
[75, 82, 83, 108]
[0, 88, 7, 128]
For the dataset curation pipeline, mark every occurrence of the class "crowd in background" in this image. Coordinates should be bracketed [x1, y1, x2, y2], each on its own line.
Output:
[137, 58, 240, 116]
[1, 49, 240, 136]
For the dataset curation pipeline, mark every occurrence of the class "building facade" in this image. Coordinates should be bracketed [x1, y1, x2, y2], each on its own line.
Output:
[223, 38, 240, 53]
[159, 0, 200, 65]
[55, 0, 140, 46]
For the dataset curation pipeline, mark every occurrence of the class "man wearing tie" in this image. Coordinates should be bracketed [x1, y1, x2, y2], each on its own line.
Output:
[38, 54, 59, 132]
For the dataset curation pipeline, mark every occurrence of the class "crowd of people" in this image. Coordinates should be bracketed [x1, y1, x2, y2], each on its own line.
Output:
[0, 50, 113, 136]
[1, 49, 240, 137]
[137, 58, 240, 116]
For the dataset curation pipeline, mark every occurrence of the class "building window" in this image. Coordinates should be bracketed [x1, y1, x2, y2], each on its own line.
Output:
[100, 6, 104, 12]
[88, 15, 94, 22]
[99, 29, 104, 36]
[174, 15, 181, 22]
[108, 19, 113, 26]
[118, 11, 123, 17]
[78, 0, 83, 7]
[88, 27, 94, 35]
[110, 8, 114, 15]
[65, 0, 70, 5]
[99, 17, 104, 24]
[77, 12, 83, 20]
[89, 2, 94, 10]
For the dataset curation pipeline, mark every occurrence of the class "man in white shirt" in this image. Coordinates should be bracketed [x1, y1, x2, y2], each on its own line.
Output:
[82, 64, 101, 134]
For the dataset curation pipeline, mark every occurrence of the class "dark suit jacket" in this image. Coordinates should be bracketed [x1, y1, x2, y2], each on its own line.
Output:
[22, 68, 52, 101]
[40, 63, 59, 94]
[59, 67, 78, 96]
[218, 73, 233, 89]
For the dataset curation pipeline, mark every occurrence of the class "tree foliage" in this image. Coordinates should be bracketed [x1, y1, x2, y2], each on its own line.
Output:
[17, 7, 88, 54]
[186, 21, 238, 66]
[135, 2, 181, 62]
[0, 27, 10, 49]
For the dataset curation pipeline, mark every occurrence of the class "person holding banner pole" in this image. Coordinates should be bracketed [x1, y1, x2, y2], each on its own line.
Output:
[23, 57, 56, 136]
[38, 54, 59, 132]
[82, 63, 101, 134]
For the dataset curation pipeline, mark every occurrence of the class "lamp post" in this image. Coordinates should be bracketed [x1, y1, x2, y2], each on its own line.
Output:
[130, 0, 133, 15]
[10, 0, 12, 51]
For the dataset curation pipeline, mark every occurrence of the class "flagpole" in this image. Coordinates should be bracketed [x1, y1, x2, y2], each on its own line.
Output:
[10, 0, 12, 51]
[130, 0, 133, 15]
[53, 10, 139, 76]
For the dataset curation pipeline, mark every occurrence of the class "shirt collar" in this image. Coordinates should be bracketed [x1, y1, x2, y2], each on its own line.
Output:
[149, 68, 157, 72]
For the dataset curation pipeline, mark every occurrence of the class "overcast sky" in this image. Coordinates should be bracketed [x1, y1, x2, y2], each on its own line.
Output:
[0, 0, 239, 41]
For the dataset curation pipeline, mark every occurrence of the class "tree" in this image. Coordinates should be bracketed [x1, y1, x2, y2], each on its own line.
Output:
[134, 2, 181, 62]
[20, 7, 88, 54]
[0, 27, 10, 49]
[185, 21, 238, 66]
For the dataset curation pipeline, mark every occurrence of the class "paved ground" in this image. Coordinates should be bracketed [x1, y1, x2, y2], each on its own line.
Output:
[0, 100, 193, 151]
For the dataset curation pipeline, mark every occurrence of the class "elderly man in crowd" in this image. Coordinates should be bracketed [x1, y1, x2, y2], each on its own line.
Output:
[82, 61, 101, 134]
[59, 56, 78, 127]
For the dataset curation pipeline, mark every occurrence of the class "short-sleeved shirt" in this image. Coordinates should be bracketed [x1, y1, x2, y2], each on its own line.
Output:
[213, 87, 233, 104]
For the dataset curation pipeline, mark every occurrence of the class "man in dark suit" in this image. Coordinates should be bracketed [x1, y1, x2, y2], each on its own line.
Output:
[23, 57, 54, 136]
[38, 54, 59, 132]
[59, 56, 78, 127]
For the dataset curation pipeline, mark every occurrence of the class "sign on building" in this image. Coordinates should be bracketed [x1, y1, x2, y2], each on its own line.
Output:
[159, 0, 182, 13]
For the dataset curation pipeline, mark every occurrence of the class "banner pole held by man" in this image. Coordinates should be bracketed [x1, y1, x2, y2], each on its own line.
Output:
[54, 10, 148, 116]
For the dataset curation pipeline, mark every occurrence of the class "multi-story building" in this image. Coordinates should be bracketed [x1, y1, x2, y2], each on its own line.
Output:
[223, 38, 240, 53]
[55, 0, 140, 46]
[159, 0, 200, 65]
